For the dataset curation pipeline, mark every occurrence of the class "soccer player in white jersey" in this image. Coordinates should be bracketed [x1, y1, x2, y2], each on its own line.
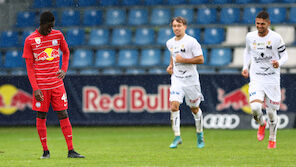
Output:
[166, 17, 205, 149]
[242, 11, 288, 149]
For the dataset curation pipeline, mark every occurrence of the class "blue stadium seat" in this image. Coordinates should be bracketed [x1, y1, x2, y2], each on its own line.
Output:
[0, 31, 19, 47]
[163, 50, 171, 66]
[0, 52, 2, 67]
[111, 28, 132, 45]
[105, 9, 126, 25]
[259, 0, 277, 3]
[55, 0, 75, 7]
[118, 50, 138, 67]
[77, 0, 97, 6]
[66, 28, 85, 46]
[126, 69, 146, 75]
[150, 8, 171, 25]
[157, 28, 173, 45]
[4, 50, 25, 68]
[186, 28, 202, 43]
[11, 69, 27, 75]
[283, 0, 296, 2]
[60, 10, 80, 26]
[188, 0, 208, 4]
[128, 8, 148, 25]
[242, 7, 263, 24]
[99, 0, 120, 6]
[95, 50, 116, 68]
[102, 69, 122, 75]
[83, 10, 102, 26]
[209, 48, 232, 66]
[140, 49, 161, 66]
[174, 8, 194, 24]
[72, 49, 93, 68]
[21, 30, 34, 46]
[121, 0, 142, 5]
[148, 68, 166, 74]
[167, 0, 187, 5]
[212, 0, 232, 3]
[16, 11, 36, 27]
[197, 8, 217, 24]
[89, 28, 109, 46]
[143, 0, 163, 5]
[33, 0, 52, 8]
[203, 28, 225, 44]
[289, 7, 296, 23]
[80, 69, 99, 75]
[202, 48, 208, 65]
[134, 28, 154, 45]
[220, 7, 240, 24]
[235, 0, 255, 3]
[267, 7, 287, 23]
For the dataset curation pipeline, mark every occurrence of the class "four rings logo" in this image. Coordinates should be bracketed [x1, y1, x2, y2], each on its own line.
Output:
[204, 114, 240, 129]
[251, 114, 289, 129]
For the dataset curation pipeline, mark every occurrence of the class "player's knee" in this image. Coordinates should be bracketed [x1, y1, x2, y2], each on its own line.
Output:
[37, 111, 47, 119]
[190, 107, 199, 114]
[57, 110, 68, 120]
[250, 102, 262, 115]
[170, 103, 179, 112]
[266, 107, 277, 123]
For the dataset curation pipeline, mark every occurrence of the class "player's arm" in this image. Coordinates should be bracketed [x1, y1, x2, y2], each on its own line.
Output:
[175, 54, 204, 64]
[166, 54, 173, 75]
[242, 37, 251, 78]
[272, 37, 288, 68]
[58, 33, 70, 79]
[23, 39, 43, 101]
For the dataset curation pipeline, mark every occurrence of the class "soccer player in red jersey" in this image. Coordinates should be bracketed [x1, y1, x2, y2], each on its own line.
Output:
[22, 11, 84, 159]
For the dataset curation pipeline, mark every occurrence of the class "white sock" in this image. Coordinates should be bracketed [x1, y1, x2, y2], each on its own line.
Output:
[192, 108, 203, 133]
[267, 107, 278, 142]
[171, 110, 180, 136]
[250, 102, 264, 125]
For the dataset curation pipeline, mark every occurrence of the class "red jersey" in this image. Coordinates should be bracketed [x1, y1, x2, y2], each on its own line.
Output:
[23, 29, 69, 90]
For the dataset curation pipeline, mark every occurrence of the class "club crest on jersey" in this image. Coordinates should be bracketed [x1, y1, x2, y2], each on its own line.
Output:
[52, 39, 58, 46]
[34, 48, 59, 61]
[35, 37, 41, 44]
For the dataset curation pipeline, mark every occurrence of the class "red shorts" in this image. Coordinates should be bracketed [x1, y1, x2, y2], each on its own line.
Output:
[32, 85, 68, 112]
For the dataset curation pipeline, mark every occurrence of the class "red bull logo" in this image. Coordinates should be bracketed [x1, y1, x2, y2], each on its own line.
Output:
[35, 48, 59, 61]
[216, 84, 287, 114]
[0, 84, 32, 115]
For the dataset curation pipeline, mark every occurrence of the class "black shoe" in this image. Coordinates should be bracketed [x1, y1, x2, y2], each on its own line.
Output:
[40, 150, 50, 159]
[67, 150, 85, 158]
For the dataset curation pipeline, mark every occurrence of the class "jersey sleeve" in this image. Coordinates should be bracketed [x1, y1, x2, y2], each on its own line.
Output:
[59, 32, 70, 72]
[243, 35, 251, 70]
[22, 37, 33, 59]
[277, 35, 288, 66]
[191, 39, 203, 57]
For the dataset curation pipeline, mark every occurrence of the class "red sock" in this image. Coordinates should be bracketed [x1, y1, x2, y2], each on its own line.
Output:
[59, 118, 73, 150]
[36, 118, 48, 151]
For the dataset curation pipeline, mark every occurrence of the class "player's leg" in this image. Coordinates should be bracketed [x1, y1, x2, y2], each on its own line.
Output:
[33, 90, 51, 159]
[265, 96, 280, 149]
[169, 86, 184, 148]
[185, 85, 204, 148]
[52, 86, 84, 158]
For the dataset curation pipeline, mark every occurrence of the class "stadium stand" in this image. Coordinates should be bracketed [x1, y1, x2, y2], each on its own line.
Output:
[126, 68, 146, 74]
[150, 8, 171, 25]
[4, 50, 25, 68]
[111, 28, 132, 45]
[55, 0, 75, 7]
[220, 7, 240, 24]
[0, 30, 19, 47]
[95, 50, 116, 68]
[71, 49, 93, 68]
[223, 26, 248, 46]
[274, 26, 295, 45]
[128, 8, 148, 26]
[209, 48, 232, 66]
[174, 8, 194, 24]
[83, 10, 102, 26]
[77, 0, 97, 7]
[163, 50, 171, 66]
[157, 28, 173, 45]
[105, 8, 126, 25]
[118, 50, 138, 67]
[21, 29, 34, 46]
[203, 28, 225, 44]
[60, 10, 80, 26]
[121, 0, 143, 6]
[89, 28, 109, 46]
[228, 47, 244, 68]
[197, 7, 217, 24]
[242, 7, 263, 24]
[267, 7, 287, 23]
[140, 49, 161, 66]
[66, 28, 85, 46]
[134, 28, 154, 45]
[288, 7, 296, 23]
[32, 0, 53, 8]
[16, 11, 36, 27]
[186, 28, 202, 42]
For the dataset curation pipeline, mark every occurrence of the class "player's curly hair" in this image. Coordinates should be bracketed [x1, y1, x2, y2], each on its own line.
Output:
[256, 11, 270, 20]
[40, 11, 55, 25]
[170, 16, 187, 26]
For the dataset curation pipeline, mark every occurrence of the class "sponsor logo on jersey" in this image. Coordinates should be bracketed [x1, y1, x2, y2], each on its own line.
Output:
[35, 48, 59, 61]
[35, 37, 41, 44]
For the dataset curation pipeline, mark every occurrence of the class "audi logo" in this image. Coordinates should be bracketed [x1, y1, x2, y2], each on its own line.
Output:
[204, 114, 240, 129]
[251, 114, 289, 129]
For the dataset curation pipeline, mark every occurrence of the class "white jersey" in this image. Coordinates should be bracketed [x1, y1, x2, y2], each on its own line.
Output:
[166, 34, 203, 87]
[243, 29, 288, 85]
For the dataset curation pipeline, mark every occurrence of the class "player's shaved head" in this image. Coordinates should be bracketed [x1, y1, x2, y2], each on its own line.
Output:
[256, 11, 270, 20]
[40, 11, 55, 25]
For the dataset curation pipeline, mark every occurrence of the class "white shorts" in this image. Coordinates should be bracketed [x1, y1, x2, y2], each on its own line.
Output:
[169, 85, 204, 108]
[249, 82, 281, 110]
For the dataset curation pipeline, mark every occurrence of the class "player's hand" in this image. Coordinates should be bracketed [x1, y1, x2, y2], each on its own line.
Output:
[166, 65, 173, 75]
[34, 89, 44, 101]
[175, 54, 183, 63]
[241, 69, 249, 78]
[271, 60, 279, 68]
[57, 69, 66, 79]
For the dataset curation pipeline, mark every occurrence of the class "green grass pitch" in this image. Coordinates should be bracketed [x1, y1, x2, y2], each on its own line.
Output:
[0, 126, 295, 167]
